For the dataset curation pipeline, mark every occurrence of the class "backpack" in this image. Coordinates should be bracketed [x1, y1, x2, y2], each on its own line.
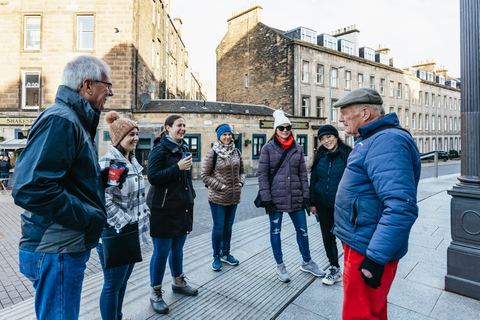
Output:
[204, 148, 240, 188]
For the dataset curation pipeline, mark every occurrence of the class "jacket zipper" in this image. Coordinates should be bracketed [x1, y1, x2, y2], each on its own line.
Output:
[162, 188, 168, 208]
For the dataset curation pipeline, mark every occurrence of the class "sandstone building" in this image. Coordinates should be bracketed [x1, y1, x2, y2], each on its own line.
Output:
[216, 5, 461, 153]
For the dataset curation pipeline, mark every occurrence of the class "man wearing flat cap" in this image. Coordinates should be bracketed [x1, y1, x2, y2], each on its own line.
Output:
[331, 88, 421, 319]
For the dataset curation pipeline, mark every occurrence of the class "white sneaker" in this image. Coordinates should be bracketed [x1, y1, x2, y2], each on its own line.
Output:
[322, 266, 342, 285]
[277, 263, 291, 282]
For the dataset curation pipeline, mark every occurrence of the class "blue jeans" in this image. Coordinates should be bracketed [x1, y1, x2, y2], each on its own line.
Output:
[96, 244, 135, 320]
[19, 249, 91, 320]
[269, 210, 311, 265]
[1, 172, 8, 187]
[209, 201, 237, 257]
[150, 235, 187, 287]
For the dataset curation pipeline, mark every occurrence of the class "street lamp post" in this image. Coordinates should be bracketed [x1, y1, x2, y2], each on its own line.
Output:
[329, 66, 345, 124]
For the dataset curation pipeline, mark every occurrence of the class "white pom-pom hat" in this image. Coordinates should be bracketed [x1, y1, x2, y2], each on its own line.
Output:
[273, 109, 291, 129]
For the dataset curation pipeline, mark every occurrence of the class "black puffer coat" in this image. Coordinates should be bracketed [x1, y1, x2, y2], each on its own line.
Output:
[146, 136, 195, 238]
[258, 136, 309, 212]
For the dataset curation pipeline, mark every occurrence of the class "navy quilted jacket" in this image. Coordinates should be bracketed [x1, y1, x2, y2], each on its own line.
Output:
[258, 137, 309, 212]
[332, 113, 421, 265]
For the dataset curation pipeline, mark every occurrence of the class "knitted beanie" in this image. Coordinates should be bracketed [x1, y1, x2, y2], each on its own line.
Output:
[317, 125, 339, 139]
[273, 110, 291, 129]
[105, 111, 139, 145]
[216, 124, 232, 139]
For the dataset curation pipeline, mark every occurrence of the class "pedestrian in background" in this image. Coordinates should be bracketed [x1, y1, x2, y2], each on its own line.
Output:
[332, 88, 420, 320]
[310, 125, 351, 286]
[12, 55, 116, 320]
[201, 124, 245, 271]
[147, 115, 198, 315]
[258, 110, 325, 283]
[97, 111, 150, 320]
[0, 155, 11, 188]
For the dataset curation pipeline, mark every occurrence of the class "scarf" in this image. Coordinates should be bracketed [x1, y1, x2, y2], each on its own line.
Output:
[212, 139, 235, 158]
[276, 135, 294, 149]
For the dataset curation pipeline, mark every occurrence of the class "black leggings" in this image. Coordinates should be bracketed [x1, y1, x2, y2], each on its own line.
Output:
[317, 204, 339, 267]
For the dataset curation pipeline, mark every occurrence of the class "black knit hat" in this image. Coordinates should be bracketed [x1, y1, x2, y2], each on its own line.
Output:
[317, 125, 339, 138]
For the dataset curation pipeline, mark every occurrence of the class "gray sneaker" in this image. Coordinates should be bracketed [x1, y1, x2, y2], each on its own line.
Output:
[276, 263, 291, 282]
[300, 260, 326, 277]
[322, 266, 342, 285]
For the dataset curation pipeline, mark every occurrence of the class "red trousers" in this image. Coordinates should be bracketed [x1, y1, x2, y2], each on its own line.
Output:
[342, 244, 399, 320]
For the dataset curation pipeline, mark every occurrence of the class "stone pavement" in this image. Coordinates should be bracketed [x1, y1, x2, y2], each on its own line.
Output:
[1, 167, 480, 319]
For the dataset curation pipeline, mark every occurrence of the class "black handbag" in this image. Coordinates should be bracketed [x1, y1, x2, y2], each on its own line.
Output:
[254, 149, 289, 208]
[101, 221, 142, 270]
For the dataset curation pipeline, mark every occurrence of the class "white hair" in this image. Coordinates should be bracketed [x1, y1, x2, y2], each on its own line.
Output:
[356, 104, 385, 117]
[62, 55, 111, 92]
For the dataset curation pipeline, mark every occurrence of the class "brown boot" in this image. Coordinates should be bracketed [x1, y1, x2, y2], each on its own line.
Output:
[171, 274, 198, 296]
[150, 285, 169, 314]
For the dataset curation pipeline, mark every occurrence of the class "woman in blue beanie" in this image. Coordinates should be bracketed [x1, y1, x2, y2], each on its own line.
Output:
[310, 124, 352, 285]
[201, 124, 245, 271]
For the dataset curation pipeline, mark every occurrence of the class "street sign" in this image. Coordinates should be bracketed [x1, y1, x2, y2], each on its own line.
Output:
[259, 120, 309, 130]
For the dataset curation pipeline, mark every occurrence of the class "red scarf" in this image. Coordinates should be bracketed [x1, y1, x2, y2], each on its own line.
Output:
[277, 135, 294, 149]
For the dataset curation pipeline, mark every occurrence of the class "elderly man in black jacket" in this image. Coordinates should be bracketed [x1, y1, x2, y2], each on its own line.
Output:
[13, 55, 115, 320]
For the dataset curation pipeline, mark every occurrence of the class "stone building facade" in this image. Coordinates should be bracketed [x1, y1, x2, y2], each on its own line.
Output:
[0, 0, 205, 147]
[216, 5, 461, 153]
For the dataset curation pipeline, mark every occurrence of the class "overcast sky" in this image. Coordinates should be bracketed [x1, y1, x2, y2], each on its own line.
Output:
[170, 0, 460, 85]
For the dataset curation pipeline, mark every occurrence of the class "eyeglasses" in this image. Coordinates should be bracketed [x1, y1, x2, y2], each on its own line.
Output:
[93, 80, 113, 91]
[277, 125, 292, 131]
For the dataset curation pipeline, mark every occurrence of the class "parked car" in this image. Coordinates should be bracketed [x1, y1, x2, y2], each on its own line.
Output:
[421, 151, 449, 162]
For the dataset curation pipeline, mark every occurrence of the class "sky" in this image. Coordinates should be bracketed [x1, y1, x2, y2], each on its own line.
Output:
[170, 0, 461, 85]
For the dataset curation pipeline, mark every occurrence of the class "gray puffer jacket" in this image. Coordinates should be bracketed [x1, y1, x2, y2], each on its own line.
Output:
[201, 148, 245, 206]
[258, 137, 309, 212]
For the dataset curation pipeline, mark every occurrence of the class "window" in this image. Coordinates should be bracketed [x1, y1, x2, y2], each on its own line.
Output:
[389, 80, 394, 97]
[425, 115, 429, 130]
[389, 107, 394, 114]
[358, 73, 364, 88]
[76, 15, 94, 50]
[438, 95, 441, 108]
[418, 91, 422, 105]
[345, 71, 351, 90]
[412, 113, 416, 129]
[405, 109, 409, 126]
[449, 117, 453, 131]
[331, 100, 338, 122]
[432, 138, 436, 151]
[419, 138, 423, 153]
[316, 64, 324, 84]
[316, 98, 324, 117]
[398, 83, 402, 99]
[454, 98, 457, 110]
[24, 15, 41, 50]
[245, 74, 248, 88]
[22, 70, 41, 109]
[380, 79, 385, 95]
[183, 134, 200, 161]
[432, 93, 435, 107]
[425, 92, 429, 106]
[405, 85, 409, 100]
[301, 96, 309, 117]
[449, 97, 452, 109]
[419, 114, 422, 130]
[454, 118, 457, 131]
[346, 136, 352, 147]
[438, 116, 441, 131]
[152, 0, 156, 24]
[412, 90, 416, 104]
[252, 134, 266, 159]
[444, 116, 447, 130]
[432, 115, 435, 130]
[397, 108, 402, 125]
[370, 76, 374, 89]
[444, 95, 447, 108]
[331, 68, 338, 87]
[297, 135, 308, 156]
[302, 61, 309, 82]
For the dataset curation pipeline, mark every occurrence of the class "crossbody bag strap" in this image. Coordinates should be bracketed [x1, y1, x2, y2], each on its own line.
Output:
[268, 149, 289, 185]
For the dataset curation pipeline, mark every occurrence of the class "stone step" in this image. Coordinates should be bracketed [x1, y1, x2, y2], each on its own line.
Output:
[0, 214, 338, 320]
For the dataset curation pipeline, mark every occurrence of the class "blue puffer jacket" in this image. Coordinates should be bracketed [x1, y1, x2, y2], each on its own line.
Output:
[13, 86, 106, 253]
[332, 113, 421, 265]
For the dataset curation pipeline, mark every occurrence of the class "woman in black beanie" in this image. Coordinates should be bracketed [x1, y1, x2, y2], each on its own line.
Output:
[310, 124, 352, 285]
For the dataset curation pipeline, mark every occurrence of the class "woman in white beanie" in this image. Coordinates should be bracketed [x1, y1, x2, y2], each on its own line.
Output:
[257, 110, 325, 282]
[97, 111, 150, 320]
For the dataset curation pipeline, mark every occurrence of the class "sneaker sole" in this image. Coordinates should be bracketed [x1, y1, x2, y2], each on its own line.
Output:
[212, 266, 222, 271]
[322, 277, 342, 285]
[220, 259, 239, 266]
[277, 274, 291, 283]
[300, 266, 326, 277]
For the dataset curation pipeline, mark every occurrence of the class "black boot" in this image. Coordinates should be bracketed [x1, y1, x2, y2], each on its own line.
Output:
[172, 274, 198, 296]
[150, 285, 169, 314]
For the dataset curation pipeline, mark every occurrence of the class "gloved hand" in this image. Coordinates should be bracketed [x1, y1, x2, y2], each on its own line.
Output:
[101, 167, 110, 189]
[358, 256, 385, 289]
[264, 201, 276, 216]
[303, 198, 310, 216]
[118, 167, 129, 189]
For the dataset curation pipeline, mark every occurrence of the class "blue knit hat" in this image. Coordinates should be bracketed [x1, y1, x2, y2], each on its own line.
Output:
[216, 124, 232, 139]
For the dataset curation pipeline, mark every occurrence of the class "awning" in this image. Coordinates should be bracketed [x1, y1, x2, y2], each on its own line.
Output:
[0, 139, 28, 150]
